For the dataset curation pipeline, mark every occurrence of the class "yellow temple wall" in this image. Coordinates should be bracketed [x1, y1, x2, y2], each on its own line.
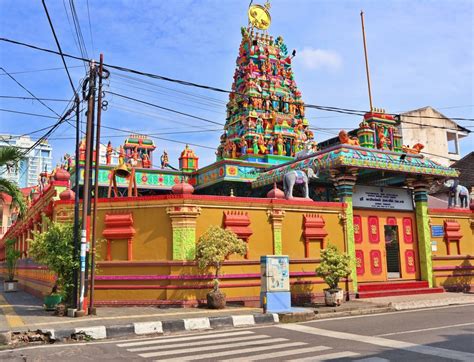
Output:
[52, 195, 348, 306]
[429, 208, 474, 291]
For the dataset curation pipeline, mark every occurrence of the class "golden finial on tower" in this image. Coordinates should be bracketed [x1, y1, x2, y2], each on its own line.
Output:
[248, 1, 272, 30]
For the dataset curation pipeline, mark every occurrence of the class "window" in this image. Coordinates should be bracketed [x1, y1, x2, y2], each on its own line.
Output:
[447, 132, 459, 154]
[41, 150, 50, 158]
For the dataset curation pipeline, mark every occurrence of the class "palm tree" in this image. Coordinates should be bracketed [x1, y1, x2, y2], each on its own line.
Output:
[0, 146, 26, 218]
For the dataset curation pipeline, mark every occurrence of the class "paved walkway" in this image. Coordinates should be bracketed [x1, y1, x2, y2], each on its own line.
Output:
[1, 282, 473, 336]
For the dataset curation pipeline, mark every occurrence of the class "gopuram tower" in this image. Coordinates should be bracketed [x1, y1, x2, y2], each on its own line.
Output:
[216, 1, 316, 165]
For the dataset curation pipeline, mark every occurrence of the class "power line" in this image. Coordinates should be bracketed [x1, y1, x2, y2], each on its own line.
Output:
[0, 65, 83, 76]
[1, 67, 61, 117]
[0, 95, 71, 102]
[0, 108, 57, 119]
[3, 37, 473, 123]
[107, 91, 224, 126]
[42, 0, 78, 96]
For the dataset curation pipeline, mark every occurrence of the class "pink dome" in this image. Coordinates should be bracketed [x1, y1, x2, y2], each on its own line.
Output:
[172, 181, 194, 195]
[54, 168, 70, 182]
[267, 184, 285, 199]
[59, 188, 75, 201]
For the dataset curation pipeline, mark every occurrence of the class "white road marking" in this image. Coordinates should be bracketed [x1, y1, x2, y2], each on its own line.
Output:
[355, 358, 390, 362]
[117, 330, 253, 347]
[140, 337, 289, 358]
[221, 345, 332, 361]
[309, 304, 474, 323]
[279, 324, 474, 361]
[157, 341, 307, 361]
[128, 334, 269, 352]
[291, 351, 360, 361]
[376, 322, 474, 337]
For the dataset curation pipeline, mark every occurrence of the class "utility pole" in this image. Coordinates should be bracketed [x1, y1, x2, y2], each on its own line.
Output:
[72, 95, 81, 309]
[89, 54, 104, 315]
[78, 61, 96, 315]
[360, 11, 373, 111]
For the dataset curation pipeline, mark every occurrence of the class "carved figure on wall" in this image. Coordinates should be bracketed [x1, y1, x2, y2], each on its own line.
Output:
[338, 130, 360, 146]
[283, 164, 319, 199]
[444, 179, 470, 208]
[231, 142, 237, 158]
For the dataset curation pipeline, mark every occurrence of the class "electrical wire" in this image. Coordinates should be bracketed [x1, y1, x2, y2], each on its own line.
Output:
[3, 37, 472, 123]
[0, 95, 71, 102]
[42, 0, 78, 96]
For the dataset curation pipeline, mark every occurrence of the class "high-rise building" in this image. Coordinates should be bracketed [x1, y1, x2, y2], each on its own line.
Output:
[0, 135, 53, 188]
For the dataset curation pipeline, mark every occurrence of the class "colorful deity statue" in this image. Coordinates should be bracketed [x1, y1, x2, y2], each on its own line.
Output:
[106, 141, 113, 165]
[79, 138, 86, 162]
[252, 136, 259, 155]
[118, 145, 125, 165]
[231, 142, 237, 158]
[141, 153, 151, 168]
[258, 134, 267, 154]
[276, 134, 284, 155]
[160, 150, 169, 168]
[256, 117, 264, 134]
[377, 126, 391, 150]
[240, 136, 247, 155]
[267, 137, 274, 154]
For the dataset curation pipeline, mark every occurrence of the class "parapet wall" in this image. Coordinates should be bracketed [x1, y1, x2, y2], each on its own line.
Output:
[429, 208, 474, 292]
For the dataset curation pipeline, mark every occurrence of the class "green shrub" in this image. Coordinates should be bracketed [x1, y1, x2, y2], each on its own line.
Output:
[315, 244, 352, 290]
[5, 239, 21, 281]
[30, 222, 78, 304]
[196, 225, 247, 291]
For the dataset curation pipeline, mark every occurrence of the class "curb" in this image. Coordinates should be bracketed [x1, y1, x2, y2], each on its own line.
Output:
[1, 313, 279, 345]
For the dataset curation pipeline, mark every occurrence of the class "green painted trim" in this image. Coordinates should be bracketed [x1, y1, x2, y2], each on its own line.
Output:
[172, 227, 196, 260]
[415, 200, 433, 287]
[344, 198, 358, 293]
[274, 229, 282, 255]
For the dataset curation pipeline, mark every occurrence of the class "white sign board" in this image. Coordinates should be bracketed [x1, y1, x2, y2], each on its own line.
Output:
[353, 185, 414, 211]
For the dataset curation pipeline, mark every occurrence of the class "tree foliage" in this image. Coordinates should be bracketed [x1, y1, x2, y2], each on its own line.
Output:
[0, 146, 26, 218]
[196, 225, 247, 290]
[5, 239, 21, 281]
[30, 222, 78, 304]
[315, 244, 352, 290]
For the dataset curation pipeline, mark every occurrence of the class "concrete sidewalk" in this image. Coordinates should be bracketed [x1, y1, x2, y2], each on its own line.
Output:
[1, 283, 473, 346]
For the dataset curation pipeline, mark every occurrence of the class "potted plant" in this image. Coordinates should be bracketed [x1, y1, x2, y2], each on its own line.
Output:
[4, 239, 21, 292]
[315, 244, 352, 306]
[196, 225, 247, 309]
[30, 222, 78, 312]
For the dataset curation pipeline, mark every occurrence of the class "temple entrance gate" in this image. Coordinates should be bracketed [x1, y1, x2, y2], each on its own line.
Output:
[353, 209, 420, 282]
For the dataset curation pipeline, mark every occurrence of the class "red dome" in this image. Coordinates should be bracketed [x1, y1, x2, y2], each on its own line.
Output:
[172, 181, 194, 195]
[59, 188, 75, 201]
[267, 184, 285, 199]
[54, 168, 70, 182]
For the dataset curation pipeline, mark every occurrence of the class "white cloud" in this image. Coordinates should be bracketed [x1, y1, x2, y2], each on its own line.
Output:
[295, 47, 343, 71]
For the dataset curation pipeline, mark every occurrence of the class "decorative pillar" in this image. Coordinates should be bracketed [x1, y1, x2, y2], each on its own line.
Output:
[167, 205, 201, 260]
[331, 168, 358, 292]
[267, 209, 285, 255]
[413, 180, 433, 287]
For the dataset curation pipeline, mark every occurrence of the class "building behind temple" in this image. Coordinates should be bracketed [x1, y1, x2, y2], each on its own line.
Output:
[0, 135, 53, 188]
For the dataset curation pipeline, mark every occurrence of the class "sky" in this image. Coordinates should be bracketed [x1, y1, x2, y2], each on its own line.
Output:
[1, 0, 473, 169]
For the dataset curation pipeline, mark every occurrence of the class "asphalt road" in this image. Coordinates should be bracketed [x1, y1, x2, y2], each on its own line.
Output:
[1, 304, 473, 361]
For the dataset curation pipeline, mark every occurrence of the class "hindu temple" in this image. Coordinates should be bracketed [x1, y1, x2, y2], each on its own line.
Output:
[1, 1, 472, 307]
